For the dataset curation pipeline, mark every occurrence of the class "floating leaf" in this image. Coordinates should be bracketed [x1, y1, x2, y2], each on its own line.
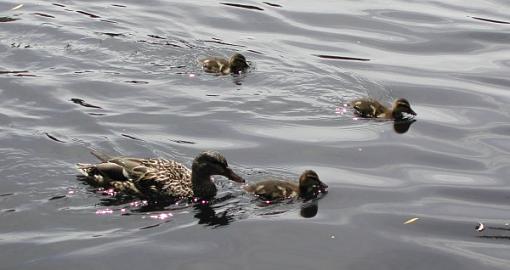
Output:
[404, 217, 419, 224]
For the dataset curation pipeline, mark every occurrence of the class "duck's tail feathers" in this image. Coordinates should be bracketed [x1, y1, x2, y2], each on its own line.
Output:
[76, 163, 94, 176]
[90, 150, 112, 162]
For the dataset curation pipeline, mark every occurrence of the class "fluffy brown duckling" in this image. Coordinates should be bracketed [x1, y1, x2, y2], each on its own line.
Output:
[351, 98, 417, 120]
[77, 150, 244, 201]
[244, 170, 328, 201]
[201, 53, 249, 75]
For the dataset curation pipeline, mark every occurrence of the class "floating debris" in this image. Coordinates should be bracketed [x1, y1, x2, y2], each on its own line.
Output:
[70, 98, 102, 109]
[476, 222, 485, 232]
[0, 16, 18, 22]
[148, 34, 165, 39]
[49, 195, 66, 200]
[125, 80, 149, 84]
[0, 70, 28, 74]
[121, 133, 144, 141]
[140, 224, 160, 230]
[45, 132, 66, 143]
[76, 10, 100, 18]
[101, 32, 124, 37]
[404, 217, 419, 224]
[315, 54, 370, 62]
[471, 16, 510, 25]
[10, 4, 23, 11]
[34, 13, 55, 18]
[263, 2, 282, 8]
[169, 139, 195, 144]
[220, 3, 264, 11]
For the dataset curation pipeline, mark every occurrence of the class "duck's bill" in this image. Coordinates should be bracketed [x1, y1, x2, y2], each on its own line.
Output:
[319, 182, 329, 192]
[225, 168, 245, 183]
[408, 109, 417, 116]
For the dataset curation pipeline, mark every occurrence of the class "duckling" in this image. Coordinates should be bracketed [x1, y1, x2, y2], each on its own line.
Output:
[201, 53, 249, 75]
[77, 150, 244, 201]
[350, 98, 416, 120]
[244, 170, 328, 201]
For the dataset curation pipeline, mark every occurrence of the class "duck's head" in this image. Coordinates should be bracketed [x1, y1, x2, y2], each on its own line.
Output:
[192, 151, 245, 183]
[392, 98, 416, 119]
[298, 170, 328, 200]
[229, 53, 249, 74]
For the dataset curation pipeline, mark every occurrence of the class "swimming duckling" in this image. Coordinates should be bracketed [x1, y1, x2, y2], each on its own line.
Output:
[351, 98, 416, 120]
[201, 53, 249, 75]
[244, 170, 328, 201]
[77, 150, 244, 201]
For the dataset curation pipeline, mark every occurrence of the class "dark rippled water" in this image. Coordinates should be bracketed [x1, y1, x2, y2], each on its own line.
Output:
[1, 1, 510, 269]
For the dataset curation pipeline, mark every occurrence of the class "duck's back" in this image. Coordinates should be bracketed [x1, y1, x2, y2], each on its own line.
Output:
[350, 98, 388, 118]
[202, 57, 229, 74]
[245, 180, 299, 201]
[132, 158, 194, 200]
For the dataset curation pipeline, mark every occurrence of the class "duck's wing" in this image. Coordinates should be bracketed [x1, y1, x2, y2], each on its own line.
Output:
[245, 180, 298, 201]
[202, 58, 228, 73]
[351, 98, 387, 118]
[133, 159, 194, 199]
[77, 161, 133, 187]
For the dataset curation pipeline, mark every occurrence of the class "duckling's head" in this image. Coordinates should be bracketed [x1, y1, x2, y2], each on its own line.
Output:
[392, 98, 417, 119]
[229, 53, 249, 74]
[298, 170, 328, 200]
[192, 151, 245, 183]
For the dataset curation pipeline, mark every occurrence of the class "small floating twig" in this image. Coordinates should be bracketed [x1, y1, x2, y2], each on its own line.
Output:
[403, 217, 419, 224]
[315, 54, 370, 62]
[45, 132, 66, 143]
[10, 4, 23, 11]
[471, 16, 510, 25]
[220, 3, 264, 11]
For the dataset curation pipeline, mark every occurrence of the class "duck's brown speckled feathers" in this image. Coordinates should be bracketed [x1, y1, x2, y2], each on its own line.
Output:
[350, 98, 416, 120]
[244, 179, 299, 201]
[77, 150, 244, 201]
[201, 53, 249, 75]
[244, 170, 328, 201]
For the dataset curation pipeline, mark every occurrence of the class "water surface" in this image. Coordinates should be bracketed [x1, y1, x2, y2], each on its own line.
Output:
[1, 0, 510, 269]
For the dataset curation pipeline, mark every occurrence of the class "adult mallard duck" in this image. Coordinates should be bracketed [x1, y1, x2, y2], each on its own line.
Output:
[350, 98, 417, 120]
[77, 150, 244, 201]
[201, 53, 249, 75]
[244, 170, 328, 201]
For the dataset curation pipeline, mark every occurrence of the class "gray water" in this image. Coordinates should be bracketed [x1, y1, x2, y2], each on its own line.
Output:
[1, 0, 510, 269]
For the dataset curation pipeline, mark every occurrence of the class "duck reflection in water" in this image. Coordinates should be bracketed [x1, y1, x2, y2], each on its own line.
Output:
[393, 119, 416, 134]
[193, 203, 233, 227]
[300, 200, 319, 218]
